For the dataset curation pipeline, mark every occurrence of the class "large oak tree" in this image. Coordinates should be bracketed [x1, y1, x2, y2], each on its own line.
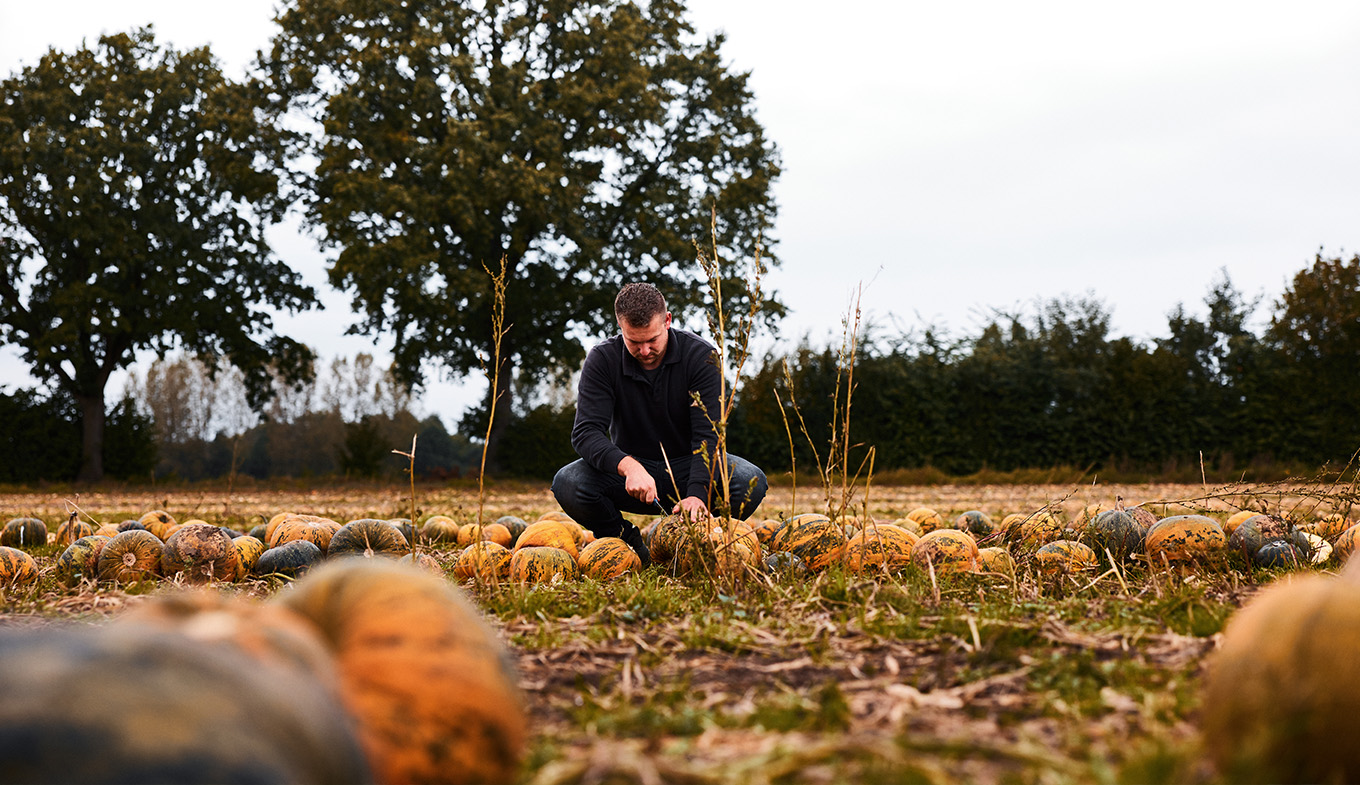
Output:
[264, 0, 782, 463]
[0, 29, 316, 481]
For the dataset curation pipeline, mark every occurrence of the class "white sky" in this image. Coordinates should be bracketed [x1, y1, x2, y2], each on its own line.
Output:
[3, 0, 1359, 428]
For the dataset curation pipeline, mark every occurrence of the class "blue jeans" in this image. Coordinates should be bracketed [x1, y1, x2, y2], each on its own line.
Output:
[551, 454, 769, 538]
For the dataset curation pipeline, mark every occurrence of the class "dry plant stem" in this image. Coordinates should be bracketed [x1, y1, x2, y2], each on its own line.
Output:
[780, 359, 826, 513]
[773, 387, 797, 515]
[477, 255, 511, 529]
[390, 434, 418, 555]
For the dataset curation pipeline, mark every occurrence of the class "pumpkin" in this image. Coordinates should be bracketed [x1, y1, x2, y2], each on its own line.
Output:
[138, 510, 177, 539]
[1124, 505, 1160, 531]
[248, 523, 269, 542]
[977, 546, 1017, 578]
[1034, 540, 1099, 575]
[783, 516, 849, 573]
[762, 551, 809, 581]
[513, 520, 579, 560]
[456, 523, 484, 548]
[770, 513, 830, 552]
[536, 511, 575, 524]
[578, 537, 642, 580]
[1073, 503, 1108, 527]
[94, 523, 122, 538]
[509, 546, 580, 584]
[0, 624, 370, 785]
[911, 529, 979, 574]
[1303, 532, 1333, 565]
[650, 514, 704, 566]
[254, 540, 324, 578]
[1253, 539, 1307, 569]
[1227, 515, 1308, 566]
[118, 588, 338, 677]
[1009, 510, 1066, 549]
[1, 517, 47, 549]
[97, 530, 164, 584]
[161, 523, 240, 583]
[752, 518, 784, 545]
[0, 546, 39, 587]
[56, 535, 111, 587]
[117, 519, 148, 532]
[269, 516, 339, 553]
[277, 559, 527, 785]
[421, 515, 461, 543]
[478, 522, 513, 548]
[386, 519, 416, 544]
[264, 511, 297, 543]
[891, 516, 923, 536]
[706, 527, 760, 577]
[1223, 509, 1260, 535]
[954, 510, 997, 539]
[495, 515, 530, 545]
[55, 517, 95, 545]
[1081, 509, 1145, 561]
[232, 535, 266, 580]
[842, 524, 916, 574]
[905, 507, 945, 534]
[398, 552, 444, 575]
[1335, 524, 1360, 563]
[997, 513, 1027, 538]
[328, 519, 410, 560]
[1305, 513, 1353, 542]
[453, 542, 513, 582]
[1143, 515, 1227, 567]
[1202, 574, 1360, 783]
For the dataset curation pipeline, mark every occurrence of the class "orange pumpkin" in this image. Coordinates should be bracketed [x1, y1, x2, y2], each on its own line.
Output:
[977, 546, 1017, 578]
[906, 507, 945, 534]
[1223, 509, 1259, 535]
[421, 515, 461, 543]
[138, 510, 177, 540]
[578, 537, 642, 580]
[512, 521, 579, 560]
[269, 517, 339, 554]
[55, 517, 95, 545]
[1144, 515, 1227, 567]
[1034, 539, 1099, 575]
[453, 542, 512, 582]
[0, 546, 39, 587]
[911, 529, 980, 574]
[232, 535, 266, 580]
[783, 516, 848, 573]
[276, 559, 527, 785]
[843, 524, 917, 574]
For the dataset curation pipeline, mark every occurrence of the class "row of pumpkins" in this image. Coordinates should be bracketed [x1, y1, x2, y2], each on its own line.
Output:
[2, 501, 1353, 589]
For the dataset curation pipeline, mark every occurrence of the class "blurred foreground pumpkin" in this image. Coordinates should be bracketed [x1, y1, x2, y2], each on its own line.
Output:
[0, 624, 372, 785]
[276, 559, 527, 785]
[1202, 573, 1360, 783]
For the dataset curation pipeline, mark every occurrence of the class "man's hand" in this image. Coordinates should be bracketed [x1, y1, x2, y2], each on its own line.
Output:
[673, 496, 709, 520]
[617, 456, 658, 504]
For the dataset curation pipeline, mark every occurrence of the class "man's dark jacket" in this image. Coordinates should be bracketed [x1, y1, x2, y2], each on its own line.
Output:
[570, 328, 721, 501]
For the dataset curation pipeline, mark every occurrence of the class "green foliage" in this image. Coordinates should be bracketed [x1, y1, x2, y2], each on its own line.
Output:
[264, 0, 782, 461]
[339, 416, 389, 479]
[0, 28, 316, 481]
[0, 387, 154, 483]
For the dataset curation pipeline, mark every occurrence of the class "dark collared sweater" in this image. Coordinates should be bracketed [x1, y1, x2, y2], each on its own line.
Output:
[570, 328, 721, 501]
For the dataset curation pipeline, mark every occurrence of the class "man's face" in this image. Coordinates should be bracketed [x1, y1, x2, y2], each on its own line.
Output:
[620, 312, 671, 370]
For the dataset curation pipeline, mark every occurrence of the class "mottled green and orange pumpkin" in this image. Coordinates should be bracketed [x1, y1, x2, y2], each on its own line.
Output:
[1034, 540, 1099, 575]
[1202, 573, 1360, 783]
[842, 524, 916, 574]
[1223, 509, 1260, 535]
[55, 517, 95, 545]
[1334, 524, 1360, 563]
[277, 559, 527, 785]
[752, 518, 785, 546]
[578, 537, 641, 580]
[453, 542, 513, 582]
[905, 507, 945, 534]
[56, 535, 111, 587]
[783, 516, 849, 573]
[269, 516, 339, 554]
[509, 545, 580, 584]
[911, 528, 979, 574]
[1, 517, 47, 549]
[328, 519, 410, 560]
[1008, 510, 1066, 549]
[977, 546, 1017, 578]
[161, 523, 240, 583]
[231, 535, 266, 580]
[1227, 515, 1309, 567]
[770, 513, 831, 552]
[97, 530, 164, 584]
[1143, 514, 1227, 567]
[137, 510, 177, 540]
[495, 515, 530, 545]
[0, 546, 39, 587]
[1081, 509, 1146, 561]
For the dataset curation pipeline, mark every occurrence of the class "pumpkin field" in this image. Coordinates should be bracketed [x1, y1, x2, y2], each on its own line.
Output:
[1, 478, 1357, 784]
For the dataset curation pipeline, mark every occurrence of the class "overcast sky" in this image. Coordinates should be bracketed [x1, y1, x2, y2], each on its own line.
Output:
[3, 0, 1359, 426]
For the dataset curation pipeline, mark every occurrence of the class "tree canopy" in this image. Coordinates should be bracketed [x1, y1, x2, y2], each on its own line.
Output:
[0, 28, 317, 480]
[263, 0, 782, 463]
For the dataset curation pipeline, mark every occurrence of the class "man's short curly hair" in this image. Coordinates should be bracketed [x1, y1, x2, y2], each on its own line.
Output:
[614, 283, 667, 328]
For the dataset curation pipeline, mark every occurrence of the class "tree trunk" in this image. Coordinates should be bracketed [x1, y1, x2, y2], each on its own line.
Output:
[75, 391, 106, 483]
[482, 357, 515, 474]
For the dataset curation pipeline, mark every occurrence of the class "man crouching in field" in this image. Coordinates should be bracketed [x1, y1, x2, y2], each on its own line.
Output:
[551, 283, 769, 566]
